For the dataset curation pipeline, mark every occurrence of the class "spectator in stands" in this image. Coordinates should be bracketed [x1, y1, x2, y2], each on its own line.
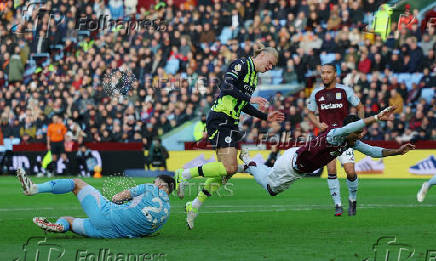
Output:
[148, 138, 169, 170]
[388, 89, 404, 114]
[282, 60, 298, 84]
[9, 47, 24, 83]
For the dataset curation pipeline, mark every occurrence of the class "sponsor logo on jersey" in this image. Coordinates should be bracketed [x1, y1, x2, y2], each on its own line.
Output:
[318, 96, 325, 102]
[320, 103, 344, 110]
[336, 93, 342, 99]
[225, 136, 232, 144]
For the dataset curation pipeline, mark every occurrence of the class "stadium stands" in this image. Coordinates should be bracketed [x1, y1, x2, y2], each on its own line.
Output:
[0, 0, 435, 151]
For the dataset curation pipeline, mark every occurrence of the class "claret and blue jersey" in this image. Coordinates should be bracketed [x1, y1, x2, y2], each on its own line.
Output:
[295, 120, 384, 174]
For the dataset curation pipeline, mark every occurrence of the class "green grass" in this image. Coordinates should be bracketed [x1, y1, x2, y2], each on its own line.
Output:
[1, 176, 436, 261]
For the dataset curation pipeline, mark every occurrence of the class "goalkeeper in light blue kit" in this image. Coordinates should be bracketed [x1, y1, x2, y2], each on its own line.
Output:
[17, 169, 174, 238]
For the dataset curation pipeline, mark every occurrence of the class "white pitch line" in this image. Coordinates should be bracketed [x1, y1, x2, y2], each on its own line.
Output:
[1, 204, 435, 214]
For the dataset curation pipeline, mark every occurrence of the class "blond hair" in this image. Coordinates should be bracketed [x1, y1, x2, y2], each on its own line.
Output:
[253, 41, 278, 60]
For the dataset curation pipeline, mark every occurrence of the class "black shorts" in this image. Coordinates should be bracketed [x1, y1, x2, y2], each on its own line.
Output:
[51, 141, 65, 156]
[206, 111, 245, 149]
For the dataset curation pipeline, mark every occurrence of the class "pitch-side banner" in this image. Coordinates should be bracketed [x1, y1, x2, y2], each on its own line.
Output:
[168, 150, 436, 179]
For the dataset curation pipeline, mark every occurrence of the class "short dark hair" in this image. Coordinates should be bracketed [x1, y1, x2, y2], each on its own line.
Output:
[343, 114, 361, 126]
[322, 63, 336, 70]
[157, 174, 175, 194]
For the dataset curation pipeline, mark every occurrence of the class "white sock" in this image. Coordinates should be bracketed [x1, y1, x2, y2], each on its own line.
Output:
[247, 164, 271, 192]
[346, 177, 358, 202]
[237, 164, 245, 173]
[427, 175, 436, 188]
[192, 197, 202, 208]
[327, 177, 342, 207]
[182, 168, 192, 179]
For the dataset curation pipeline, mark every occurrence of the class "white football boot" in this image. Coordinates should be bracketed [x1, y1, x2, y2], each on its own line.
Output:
[16, 168, 38, 196]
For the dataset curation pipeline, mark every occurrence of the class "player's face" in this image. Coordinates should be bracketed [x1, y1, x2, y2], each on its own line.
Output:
[154, 178, 168, 192]
[258, 53, 277, 73]
[321, 66, 336, 86]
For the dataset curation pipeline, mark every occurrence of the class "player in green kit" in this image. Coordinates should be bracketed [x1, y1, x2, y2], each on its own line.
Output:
[175, 42, 284, 229]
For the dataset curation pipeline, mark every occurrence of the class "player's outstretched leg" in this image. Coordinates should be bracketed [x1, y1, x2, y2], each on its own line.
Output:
[185, 177, 222, 230]
[175, 162, 229, 198]
[33, 216, 72, 233]
[17, 168, 74, 196]
[417, 175, 436, 202]
[326, 161, 342, 216]
[239, 149, 276, 196]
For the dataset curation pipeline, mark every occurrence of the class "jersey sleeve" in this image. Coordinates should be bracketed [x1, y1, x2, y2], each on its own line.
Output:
[344, 86, 360, 106]
[129, 184, 154, 197]
[326, 119, 365, 145]
[242, 103, 267, 121]
[307, 88, 318, 112]
[353, 140, 384, 158]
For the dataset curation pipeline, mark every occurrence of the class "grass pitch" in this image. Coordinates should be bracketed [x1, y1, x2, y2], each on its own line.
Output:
[1, 176, 435, 261]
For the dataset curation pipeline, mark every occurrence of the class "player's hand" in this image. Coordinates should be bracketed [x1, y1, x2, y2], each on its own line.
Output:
[318, 122, 328, 132]
[250, 97, 269, 111]
[377, 106, 396, 121]
[397, 143, 416, 155]
[267, 111, 285, 122]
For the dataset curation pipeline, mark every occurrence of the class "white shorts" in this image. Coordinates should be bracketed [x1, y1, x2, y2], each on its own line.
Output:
[267, 147, 302, 194]
[338, 148, 355, 164]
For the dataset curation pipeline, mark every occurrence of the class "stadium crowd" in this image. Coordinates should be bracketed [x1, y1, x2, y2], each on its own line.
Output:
[0, 0, 435, 151]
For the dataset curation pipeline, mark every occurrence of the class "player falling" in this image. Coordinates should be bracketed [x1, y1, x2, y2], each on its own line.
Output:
[308, 63, 364, 216]
[174, 42, 284, 229]
[179, 107, 414, 214]
[16, 168, 174, 238]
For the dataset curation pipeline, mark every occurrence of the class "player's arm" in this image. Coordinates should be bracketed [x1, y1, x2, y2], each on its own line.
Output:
[112, 183, 147, 204]
[356, 103, 364, 119]
[354, 140, 415, 158]
[242, 105, 285, 122]
[307, 89, 328, 131]
[242, 104, 267, 120]
[329, 107, 396, 138]
[308, 110, 327, 131]
[344, 86, 364, 118]
[112, 190, 132, 204]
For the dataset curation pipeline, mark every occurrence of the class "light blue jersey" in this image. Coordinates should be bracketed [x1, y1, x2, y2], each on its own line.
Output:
[110, 184, 170, 237]
[73, 184, 170, 238]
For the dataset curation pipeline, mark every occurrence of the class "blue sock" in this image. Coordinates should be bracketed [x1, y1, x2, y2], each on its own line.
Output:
[427, 175, 436, 188]
[36, 179, 75, 194]
[55, 218, 70, 232]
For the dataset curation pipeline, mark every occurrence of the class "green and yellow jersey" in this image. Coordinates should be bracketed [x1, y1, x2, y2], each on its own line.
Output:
[210, 57, 267, 123]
